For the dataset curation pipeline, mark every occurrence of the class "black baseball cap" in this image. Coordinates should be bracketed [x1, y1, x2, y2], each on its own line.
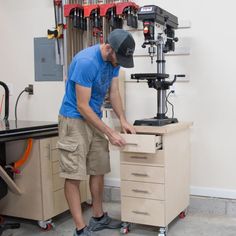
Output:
[107, 29, 135, 68]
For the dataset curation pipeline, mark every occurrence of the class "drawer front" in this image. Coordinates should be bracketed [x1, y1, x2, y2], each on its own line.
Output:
[121, 197, 165, 226]
[110, 134, 161, 153]
[53, 189, 68, 215]
[121, 151, 164, 166]
[52, 161, 60, 174]
[121, 164, 164, 183]
[52, 174, 65, 191]
[121, 181, 165, 200]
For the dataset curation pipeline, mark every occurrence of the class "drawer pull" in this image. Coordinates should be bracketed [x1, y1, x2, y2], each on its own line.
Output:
[132, 189, 149, 194]
[126, 143, 138, 146]
[130, 156, 147, 160]
[132, 210, 149, 216]
[131, 173, 148, 177]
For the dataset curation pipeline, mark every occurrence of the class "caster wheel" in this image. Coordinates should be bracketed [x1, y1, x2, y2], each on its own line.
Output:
[120, 227, 129, 234]
[158, 227, 167, 236]
[120, 222, 130, 234]
[179, 211, 186, 219]
[43, 223, 53, 231]
[38, 219, 55, 231]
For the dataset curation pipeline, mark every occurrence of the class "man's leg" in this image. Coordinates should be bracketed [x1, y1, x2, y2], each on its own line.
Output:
[88, 175, 121, 231]
[65, 179, 86, 230]
[89, 175, 104, 217]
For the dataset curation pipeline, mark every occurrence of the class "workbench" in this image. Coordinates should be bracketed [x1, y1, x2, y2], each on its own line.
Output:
[0, 120, 90, 229]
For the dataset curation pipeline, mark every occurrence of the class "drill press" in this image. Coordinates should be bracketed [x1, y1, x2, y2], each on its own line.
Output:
[132, 5, 185, 126]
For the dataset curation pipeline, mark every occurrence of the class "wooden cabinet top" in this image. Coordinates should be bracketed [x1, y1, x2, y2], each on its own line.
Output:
[134, 122, 193, 135]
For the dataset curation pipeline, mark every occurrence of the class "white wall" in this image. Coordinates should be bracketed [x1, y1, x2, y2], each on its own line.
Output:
[1, 0, 236, 198]
[108, 0, 236, 199]
[0, 0, 65, 122]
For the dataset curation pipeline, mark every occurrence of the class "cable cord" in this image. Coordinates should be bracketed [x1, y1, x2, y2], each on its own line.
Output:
[14, 138, 33, 170]
[165, 91, 175, 119]
[15, 90, 26, 121]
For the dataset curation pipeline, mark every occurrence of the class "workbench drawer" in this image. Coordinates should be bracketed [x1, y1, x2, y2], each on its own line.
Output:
[121, 151, 164, 166]
[121, 164, 165, 183]
[110, 134, 162, 153]
[121, 181, 165, 200]
[121, 197, 165, 226]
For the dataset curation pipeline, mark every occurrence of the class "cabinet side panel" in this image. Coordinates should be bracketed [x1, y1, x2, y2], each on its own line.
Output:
[0, 140, 43, 220]
[164, 129, 191, 224]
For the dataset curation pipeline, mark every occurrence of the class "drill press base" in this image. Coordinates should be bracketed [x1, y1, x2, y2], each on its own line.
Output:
[134, 117, 178, 126]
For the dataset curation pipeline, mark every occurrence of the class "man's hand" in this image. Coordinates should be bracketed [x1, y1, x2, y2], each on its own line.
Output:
[107, 129, 126, 147]
[120, 118, 136, 134]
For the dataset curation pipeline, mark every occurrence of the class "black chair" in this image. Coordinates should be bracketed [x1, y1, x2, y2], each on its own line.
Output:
[0, 149, 20, 236]
[0, 81, 20, 235]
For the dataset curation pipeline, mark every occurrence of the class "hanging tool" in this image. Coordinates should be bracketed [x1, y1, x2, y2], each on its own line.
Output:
[64, 2, 84, 64]
[100, 2, 115, 41]
[116, 1, 139, 29]
[48, 0, 63, 56]
[84, 3, 102, 46]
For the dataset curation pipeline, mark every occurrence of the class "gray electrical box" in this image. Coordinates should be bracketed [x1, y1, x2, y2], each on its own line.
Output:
[34, 37, 63, 81]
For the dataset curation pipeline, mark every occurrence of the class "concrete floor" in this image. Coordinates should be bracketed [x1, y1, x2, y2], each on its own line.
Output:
[2, 202, 236, 236]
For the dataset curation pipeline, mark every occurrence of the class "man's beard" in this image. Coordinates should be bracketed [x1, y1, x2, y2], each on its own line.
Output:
[107, 51, 118, 67]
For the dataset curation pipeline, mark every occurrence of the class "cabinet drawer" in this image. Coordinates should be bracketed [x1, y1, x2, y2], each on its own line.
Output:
[121, 197, 165, 226]
[121, 151, 164, 166]
[121, 164, 164, 183]
[121, 181, 165, 200]
[110, 134, 161, 153]
[52, 174, 64, 191]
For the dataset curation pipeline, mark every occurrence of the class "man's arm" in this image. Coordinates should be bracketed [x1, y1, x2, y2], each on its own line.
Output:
[109, 77, 136, 134]
[76, 84, 126, 147]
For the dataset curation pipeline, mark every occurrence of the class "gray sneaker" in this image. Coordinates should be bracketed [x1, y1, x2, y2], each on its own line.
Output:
[88, 212, 122, 231]
[73, 226, 95, 236]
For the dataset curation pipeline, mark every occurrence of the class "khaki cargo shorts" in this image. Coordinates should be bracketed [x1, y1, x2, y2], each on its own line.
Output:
[57, 115, 110, 180]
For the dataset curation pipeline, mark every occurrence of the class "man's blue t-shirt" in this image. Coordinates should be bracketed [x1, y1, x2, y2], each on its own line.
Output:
[59, 44, 120, 119]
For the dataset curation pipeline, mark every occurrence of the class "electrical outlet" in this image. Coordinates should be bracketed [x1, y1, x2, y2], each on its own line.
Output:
[25, 84, 33, 95]
[28, 84, 33, 95]
[25, 84, 34, 95]
[169, 84, 176, 96]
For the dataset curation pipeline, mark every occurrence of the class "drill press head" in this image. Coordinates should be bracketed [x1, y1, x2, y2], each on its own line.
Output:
[137, 5, 178, 59]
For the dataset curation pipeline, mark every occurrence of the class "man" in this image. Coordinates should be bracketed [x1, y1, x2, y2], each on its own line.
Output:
[57, 29, 136, 236]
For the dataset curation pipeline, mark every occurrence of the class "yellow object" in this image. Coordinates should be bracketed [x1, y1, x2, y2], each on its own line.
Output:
[47, 24, 63, 39]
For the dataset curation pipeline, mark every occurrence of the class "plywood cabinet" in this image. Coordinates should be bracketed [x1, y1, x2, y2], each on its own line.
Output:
[119, 123, 192, 233]
[0, 136, 90, 221]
